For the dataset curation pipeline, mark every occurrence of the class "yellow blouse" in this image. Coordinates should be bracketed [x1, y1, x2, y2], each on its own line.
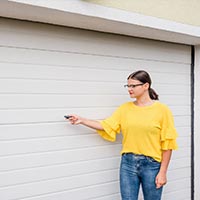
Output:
[97, 101, 178, 162]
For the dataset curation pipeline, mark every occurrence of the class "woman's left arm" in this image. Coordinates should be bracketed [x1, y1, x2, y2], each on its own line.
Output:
[155, 150, 172, 189]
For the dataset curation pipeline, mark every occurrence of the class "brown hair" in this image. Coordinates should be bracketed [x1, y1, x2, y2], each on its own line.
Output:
[127, 70, 159, 100]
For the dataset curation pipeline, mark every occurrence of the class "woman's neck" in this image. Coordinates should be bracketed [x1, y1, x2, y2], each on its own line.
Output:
[134, 96, 154, 107]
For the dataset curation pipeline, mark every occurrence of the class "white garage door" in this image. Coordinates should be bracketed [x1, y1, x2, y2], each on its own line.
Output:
[0, 18, 191, 200]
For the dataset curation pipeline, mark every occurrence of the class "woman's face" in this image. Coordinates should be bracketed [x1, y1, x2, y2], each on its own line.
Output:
[127, 78, 148, 98]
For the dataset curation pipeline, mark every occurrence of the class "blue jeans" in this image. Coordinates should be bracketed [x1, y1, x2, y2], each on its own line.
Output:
[120, 153, 163, 200]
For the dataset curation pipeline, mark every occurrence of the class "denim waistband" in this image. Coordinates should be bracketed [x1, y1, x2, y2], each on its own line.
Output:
[122, 152, 159, 163]
[122, 152, 145, 157]
[122, 152, 151, 159]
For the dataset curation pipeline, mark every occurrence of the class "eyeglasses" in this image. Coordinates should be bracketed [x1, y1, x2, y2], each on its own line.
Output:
[124, 83, 144, 89]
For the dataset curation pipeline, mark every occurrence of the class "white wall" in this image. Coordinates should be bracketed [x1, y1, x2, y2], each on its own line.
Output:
[1, 1, 200, 45]
[85, 0, 200, 27]
[194, 45, 200, 200]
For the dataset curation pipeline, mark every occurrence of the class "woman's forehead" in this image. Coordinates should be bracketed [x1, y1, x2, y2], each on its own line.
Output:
[127, 78, 141, 83]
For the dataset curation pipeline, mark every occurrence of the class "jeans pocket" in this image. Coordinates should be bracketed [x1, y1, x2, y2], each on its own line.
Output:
[146, 156, 160, 164]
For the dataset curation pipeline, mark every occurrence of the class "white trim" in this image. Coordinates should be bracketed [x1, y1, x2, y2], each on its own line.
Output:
[0, 0, 200, 45]
[194, 45, 200, 200]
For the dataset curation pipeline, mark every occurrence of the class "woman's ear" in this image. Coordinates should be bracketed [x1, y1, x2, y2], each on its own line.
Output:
[144, 82, 150, 90]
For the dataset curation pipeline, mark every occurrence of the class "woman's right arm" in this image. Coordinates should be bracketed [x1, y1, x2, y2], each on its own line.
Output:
[66, 115, 104, 131]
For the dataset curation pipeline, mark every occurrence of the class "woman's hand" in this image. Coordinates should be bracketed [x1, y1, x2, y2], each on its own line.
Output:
[155, 150, 172, 189]
[65, 114, 83, 125]
[155, 172, 167, 189]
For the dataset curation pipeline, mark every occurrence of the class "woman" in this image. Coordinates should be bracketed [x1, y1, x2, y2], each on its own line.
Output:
[66, 70, 178, 200]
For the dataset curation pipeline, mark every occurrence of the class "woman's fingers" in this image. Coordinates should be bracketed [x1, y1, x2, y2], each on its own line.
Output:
[65, 114, 81, 125]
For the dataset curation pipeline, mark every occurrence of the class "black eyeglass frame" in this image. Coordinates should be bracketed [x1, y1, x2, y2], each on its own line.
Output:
[124, 83, 144, 88]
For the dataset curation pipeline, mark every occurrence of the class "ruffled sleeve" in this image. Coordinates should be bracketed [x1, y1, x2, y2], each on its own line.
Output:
[97, 107, 121, 142]
[160, 105, 178, 150]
